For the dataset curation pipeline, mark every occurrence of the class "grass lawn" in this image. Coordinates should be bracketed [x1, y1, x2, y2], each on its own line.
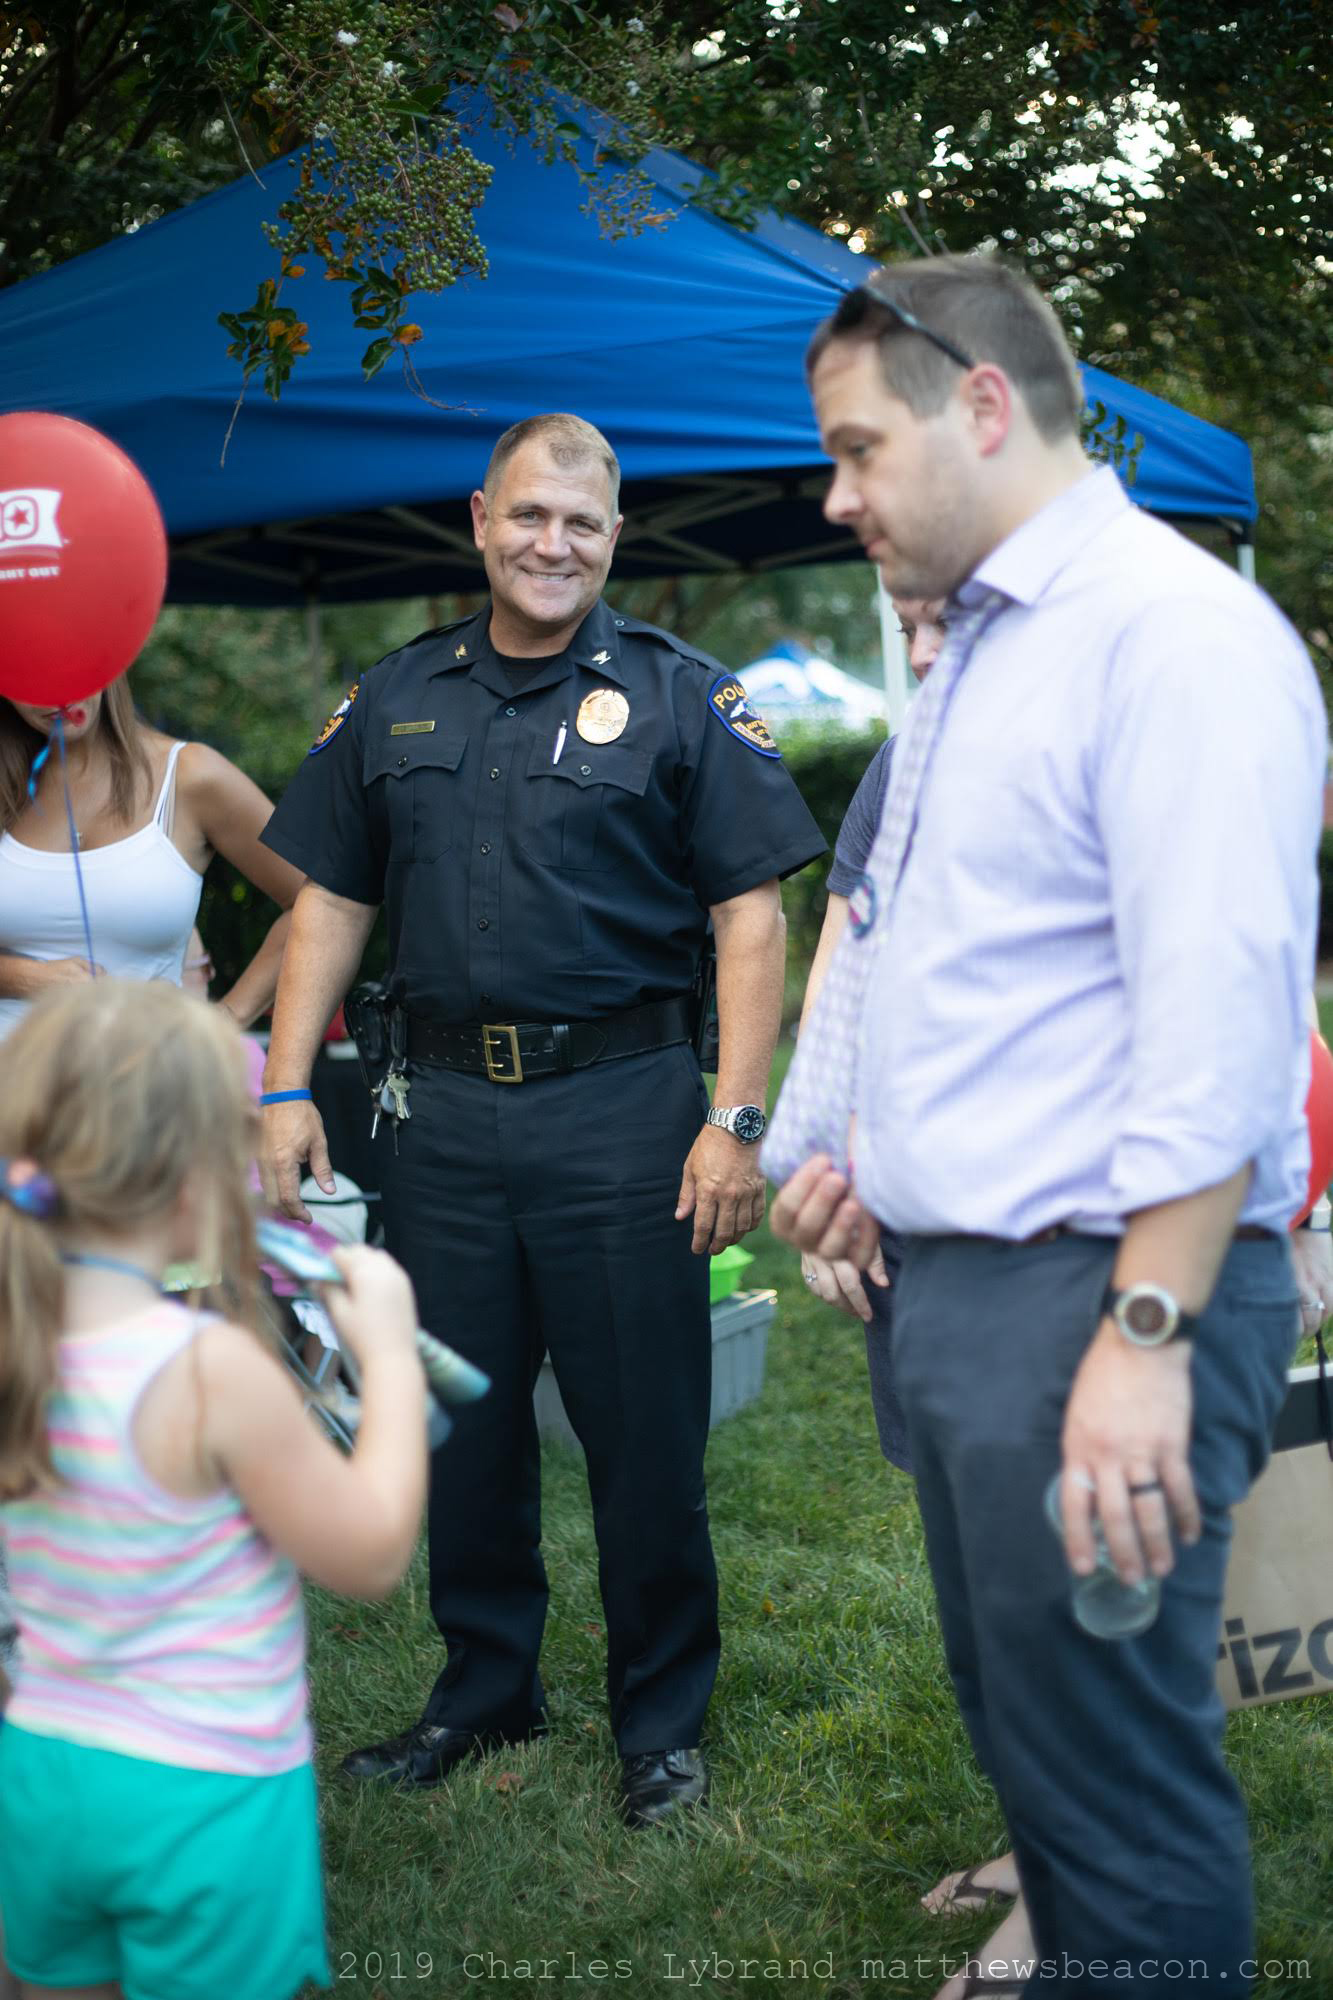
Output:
[304, 1050, 1333, 2000]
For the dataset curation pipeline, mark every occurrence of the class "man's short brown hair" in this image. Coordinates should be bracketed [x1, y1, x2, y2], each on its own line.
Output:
[483, 413, 621, 514]
[807, 255, 1083, 442]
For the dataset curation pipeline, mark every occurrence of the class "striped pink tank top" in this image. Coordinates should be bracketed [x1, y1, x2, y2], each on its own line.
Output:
[2, 1302, 311, 1775]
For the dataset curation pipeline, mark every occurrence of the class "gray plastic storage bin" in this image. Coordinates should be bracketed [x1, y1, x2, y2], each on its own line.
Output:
[534, 1287, 777, 1450]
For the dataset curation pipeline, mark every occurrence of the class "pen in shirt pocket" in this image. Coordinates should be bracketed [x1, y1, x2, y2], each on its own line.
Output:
[552, 719, 567, 765]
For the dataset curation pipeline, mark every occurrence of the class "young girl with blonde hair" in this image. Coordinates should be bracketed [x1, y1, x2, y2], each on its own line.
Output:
[0, 979, 428, 2000]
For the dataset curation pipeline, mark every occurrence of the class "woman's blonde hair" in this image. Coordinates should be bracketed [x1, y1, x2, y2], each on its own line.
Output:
[0, 674, 152, 835]
[0, 980, 267, 1497]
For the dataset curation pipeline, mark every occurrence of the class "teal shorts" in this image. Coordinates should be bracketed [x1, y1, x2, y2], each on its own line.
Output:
[0, 1723, 332, 1999]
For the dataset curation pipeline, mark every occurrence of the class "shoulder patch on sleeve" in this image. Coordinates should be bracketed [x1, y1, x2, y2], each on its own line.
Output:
[707, 675, 781, 759]
[309, 681, 359, 755]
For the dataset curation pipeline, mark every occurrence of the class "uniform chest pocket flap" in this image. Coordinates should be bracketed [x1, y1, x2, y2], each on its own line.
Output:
[522, 740, 652, 871]
[365, 734, 468, 862]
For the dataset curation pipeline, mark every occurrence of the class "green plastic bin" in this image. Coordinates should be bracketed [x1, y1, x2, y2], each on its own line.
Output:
[708, 1243, 754, 1304]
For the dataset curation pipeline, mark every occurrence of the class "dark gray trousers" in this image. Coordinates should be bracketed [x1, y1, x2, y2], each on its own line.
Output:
[892, 1231, 1299, 1998]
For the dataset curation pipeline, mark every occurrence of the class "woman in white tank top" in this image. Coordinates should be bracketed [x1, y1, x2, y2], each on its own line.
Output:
[0, 671, 305, 1038]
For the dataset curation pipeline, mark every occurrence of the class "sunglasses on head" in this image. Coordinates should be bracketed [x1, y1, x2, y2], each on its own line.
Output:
[856, 271, 976, 372]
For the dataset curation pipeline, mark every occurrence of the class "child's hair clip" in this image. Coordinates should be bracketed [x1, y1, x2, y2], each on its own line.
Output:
[0, 1157, 60, 1220]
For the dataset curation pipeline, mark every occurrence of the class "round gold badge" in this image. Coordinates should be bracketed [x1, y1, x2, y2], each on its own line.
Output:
[576, 688, 630, 745]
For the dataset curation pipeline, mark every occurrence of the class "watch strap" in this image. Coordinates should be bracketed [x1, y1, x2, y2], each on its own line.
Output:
[706, 1104, 766, 1142]
[1101, 1281, 1199, 1345]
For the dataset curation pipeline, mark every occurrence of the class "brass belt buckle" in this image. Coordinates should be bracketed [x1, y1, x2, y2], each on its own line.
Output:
[482, 1021, 524, 1084]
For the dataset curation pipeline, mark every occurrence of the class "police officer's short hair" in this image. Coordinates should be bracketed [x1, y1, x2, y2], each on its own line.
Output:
[484, 414, 622, 514]
[806, 254, 1083, 442]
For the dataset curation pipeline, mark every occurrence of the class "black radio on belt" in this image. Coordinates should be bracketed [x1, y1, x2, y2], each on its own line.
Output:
[342, 982, 390, 1092]
[691, 935, 719, 1075]
[343, 981, 413, 1146]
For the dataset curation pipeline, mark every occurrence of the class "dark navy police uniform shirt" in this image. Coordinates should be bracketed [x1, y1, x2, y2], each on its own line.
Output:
[262, 598, 826, 1023]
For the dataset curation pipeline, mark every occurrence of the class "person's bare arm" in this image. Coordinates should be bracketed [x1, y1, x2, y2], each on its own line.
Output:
[215, 911, 293, 1030]
[197, 1248, 427, 1598]
[1059, 1165, 1251, 1586]
[176, 744, 305, 1028]
[676, 878, 785, 1254]
[1291, 1225, 1333, 1335]
[260, 879, 378, 1220]
[0, 950, 101, 998]
[798, 891, 849, 1032]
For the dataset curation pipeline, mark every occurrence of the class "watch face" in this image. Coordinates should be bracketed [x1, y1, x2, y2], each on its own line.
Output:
[732, 1105, 767, 1144]
[1124, 1294, 1170, 1338]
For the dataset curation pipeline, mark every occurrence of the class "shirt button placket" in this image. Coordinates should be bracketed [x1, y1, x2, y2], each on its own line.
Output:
[472, 707, 508, 1010]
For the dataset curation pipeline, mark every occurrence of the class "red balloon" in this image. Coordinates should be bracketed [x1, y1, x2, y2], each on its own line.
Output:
[0, 412, 166, 707]
[1291, 1029, 1333, 1228]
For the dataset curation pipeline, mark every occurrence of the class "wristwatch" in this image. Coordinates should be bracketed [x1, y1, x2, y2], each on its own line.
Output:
[1101, 1280, 1198, 1348]
[706, 1104, 768, 1145]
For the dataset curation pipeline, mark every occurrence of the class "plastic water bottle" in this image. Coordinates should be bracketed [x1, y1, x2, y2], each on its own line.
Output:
[1044, 1473, 1160, 1640]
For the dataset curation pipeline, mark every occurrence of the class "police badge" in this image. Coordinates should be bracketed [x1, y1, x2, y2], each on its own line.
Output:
[576, 688, 630, 744]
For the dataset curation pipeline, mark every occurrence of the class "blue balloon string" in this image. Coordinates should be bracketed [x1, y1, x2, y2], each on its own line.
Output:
[51, 713, 98, 976]
[25, 739, 52, 801]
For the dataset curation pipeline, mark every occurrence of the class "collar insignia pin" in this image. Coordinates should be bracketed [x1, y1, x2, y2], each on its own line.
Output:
[455, 642, 468, 659]
[591, 649, 610, 666]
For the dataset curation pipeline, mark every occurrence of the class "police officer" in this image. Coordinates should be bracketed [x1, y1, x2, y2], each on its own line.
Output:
[259, 414, 825, 1827]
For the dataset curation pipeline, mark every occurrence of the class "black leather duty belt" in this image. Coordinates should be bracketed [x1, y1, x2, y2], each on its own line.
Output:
[403, 995, 694, 1084]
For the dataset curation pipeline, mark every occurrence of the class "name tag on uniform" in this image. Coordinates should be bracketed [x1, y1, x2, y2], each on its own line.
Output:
[390, 720, 436, 735]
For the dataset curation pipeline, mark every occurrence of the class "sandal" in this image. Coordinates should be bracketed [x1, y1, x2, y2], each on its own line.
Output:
[924, 1861, 1019, 1918]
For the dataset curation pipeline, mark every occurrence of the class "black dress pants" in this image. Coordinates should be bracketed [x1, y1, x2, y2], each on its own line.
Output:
[375, 1042, 720, 1755]
[892, 1230, 1299, 1998]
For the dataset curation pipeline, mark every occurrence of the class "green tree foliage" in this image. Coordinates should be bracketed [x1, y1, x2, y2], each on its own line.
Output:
[1, 1, 675, 392]
[659, 4, 1330, 421]
[4, 3, 1326, 419]
[3, 3, 1326, 652]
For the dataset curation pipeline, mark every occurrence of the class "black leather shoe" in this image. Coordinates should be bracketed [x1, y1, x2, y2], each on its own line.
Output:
[341, 1715, 543, 1788]
[619, 1746, 709, 1828]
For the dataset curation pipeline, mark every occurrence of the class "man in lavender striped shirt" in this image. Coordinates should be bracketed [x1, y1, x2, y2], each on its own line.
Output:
[768, 257, 1324, 1998]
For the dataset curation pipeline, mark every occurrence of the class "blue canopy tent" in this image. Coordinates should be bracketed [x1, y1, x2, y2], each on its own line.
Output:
[0, 92, 1257, 623]
[738, 640, 887, 731]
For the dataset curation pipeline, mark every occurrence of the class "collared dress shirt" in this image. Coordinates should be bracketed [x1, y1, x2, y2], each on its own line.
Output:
[261, 597, 825, 1023]
[853, 467, 1326, 1239]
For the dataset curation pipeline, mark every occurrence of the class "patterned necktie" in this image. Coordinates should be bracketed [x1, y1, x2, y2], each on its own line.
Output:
[762, 587, 1007, 1187]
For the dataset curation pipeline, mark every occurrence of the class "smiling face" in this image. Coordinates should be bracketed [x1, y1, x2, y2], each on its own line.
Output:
[471, 441, 623, 655]
[8, 690, 103, 743]
[812, 336, 988, 603]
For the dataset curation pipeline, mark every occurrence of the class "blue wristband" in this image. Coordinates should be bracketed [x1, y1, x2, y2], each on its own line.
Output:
[259, 1089, 313, 1105]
